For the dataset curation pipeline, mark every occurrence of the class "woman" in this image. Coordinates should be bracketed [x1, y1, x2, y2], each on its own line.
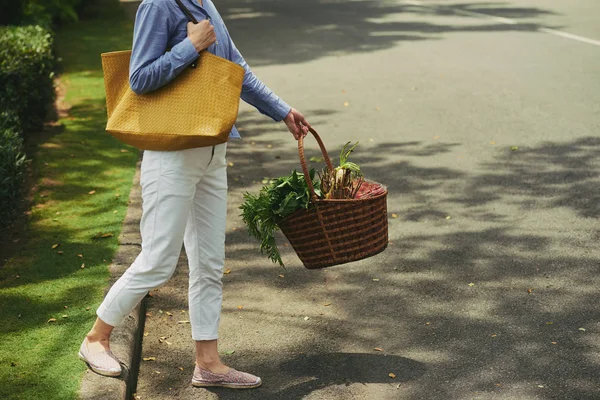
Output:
[78, 0, 310, 389]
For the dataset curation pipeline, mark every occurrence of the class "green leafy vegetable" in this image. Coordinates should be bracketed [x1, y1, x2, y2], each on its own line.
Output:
[240, 169, 319, 267]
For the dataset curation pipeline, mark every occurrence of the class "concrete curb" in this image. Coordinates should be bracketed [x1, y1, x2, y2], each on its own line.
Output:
[79, 159, 146, 400]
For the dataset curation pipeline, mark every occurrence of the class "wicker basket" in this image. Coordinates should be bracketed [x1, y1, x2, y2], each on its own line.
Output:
[278, 128, 388, 269]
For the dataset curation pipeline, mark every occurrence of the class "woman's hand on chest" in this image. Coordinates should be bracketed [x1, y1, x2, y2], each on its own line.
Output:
[187, 20, 216, 52]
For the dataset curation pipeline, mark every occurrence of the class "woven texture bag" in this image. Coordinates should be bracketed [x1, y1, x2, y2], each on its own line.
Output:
[101, 50, 244, 151]
[278, 128, 388, 269]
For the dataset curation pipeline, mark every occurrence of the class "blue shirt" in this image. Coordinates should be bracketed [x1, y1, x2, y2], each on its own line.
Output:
[129, 0, 291, 139]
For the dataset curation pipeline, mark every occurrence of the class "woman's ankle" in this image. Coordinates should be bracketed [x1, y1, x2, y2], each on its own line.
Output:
[85, 331, 110, 343]
[196, 359, 229, 374]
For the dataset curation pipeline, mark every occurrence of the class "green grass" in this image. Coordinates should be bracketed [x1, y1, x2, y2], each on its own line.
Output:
[0, 8, 139, 399]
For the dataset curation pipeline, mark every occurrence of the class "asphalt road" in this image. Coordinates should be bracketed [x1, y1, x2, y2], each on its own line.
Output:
[135, 1, 600, 399]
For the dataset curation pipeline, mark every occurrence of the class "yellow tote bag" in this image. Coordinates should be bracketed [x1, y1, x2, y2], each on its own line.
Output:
[101, 50, 244, 151]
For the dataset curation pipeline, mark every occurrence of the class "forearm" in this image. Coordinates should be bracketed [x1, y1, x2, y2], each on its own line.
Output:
[128, 2, 198, 95]
[240, 74, 291, 121]
[130, 38, 198, 94]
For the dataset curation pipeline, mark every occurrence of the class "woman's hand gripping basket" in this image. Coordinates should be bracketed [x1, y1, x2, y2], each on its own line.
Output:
[278, 128, 388, 269]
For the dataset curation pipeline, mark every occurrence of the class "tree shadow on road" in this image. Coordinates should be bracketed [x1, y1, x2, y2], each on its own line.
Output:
[221, 0, 560, 66]
[216, 115, 600, 398]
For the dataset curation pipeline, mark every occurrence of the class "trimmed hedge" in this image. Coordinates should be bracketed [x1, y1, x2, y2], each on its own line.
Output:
[0, 112, 27, 227]
[0, 25, 55, 230]
[0, 25, 55, 134]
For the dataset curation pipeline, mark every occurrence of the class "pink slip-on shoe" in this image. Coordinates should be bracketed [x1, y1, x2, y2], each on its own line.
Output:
[78, 338, 122, 377]
[192, 365, 262, 389]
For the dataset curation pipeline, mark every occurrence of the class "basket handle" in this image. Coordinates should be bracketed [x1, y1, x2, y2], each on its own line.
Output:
[298, 127, 334, 201]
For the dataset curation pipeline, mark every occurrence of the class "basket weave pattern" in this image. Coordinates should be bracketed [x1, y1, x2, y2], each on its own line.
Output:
[101, 50, 244, 151]
[278, 129, 388, 269]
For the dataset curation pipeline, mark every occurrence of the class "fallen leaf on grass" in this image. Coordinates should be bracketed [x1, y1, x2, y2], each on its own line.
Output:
[142, 357, 156, 361]
[179, 367, 184, 371]
[223, 350, 235, 355]
[81, 263, 85, 269]
[77, 254, 83, 258]
[237, 305, 244, 310]
[579, 328, 586, 332]
[88, 190, 96, 195]
[178, 320, 190, 324]
[62, 314, 68, 318]
[278, 274, 284, 278]
[223, 268, 231, 274]
[389, 372, 396, 379]
[468, 283, 475, 287]
[93, 232, 114, 239]
[372, 278, 380, 282]
[551, 341, 558, 345]
[47, 318, 57, 323]
[391, 213, 398, 219]
[374, 347, 384, 352]
[445, 216, 452, 220]
[57, 251, 64, 254]
[227, 162, 234, 167]
[304, 316, 310, 321]
[510, 146, 519, 151]
[52, 244, 59, 249]
[324, 303, 332, 307]
[120, 149, 129, 153]
[165, 312, 173, 316]
[527, 288, 534, 294]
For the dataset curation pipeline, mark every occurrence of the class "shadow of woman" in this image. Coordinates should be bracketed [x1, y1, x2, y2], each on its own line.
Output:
[209, 352, 425, 399]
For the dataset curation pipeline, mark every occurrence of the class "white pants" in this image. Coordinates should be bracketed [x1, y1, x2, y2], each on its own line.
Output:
[97, 144, 228, 341]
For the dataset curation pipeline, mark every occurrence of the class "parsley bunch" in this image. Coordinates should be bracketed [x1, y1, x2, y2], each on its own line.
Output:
[240, 169, 320, 267]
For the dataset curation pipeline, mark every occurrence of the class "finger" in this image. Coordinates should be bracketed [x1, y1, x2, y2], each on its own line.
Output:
[295, 112, 310, 129]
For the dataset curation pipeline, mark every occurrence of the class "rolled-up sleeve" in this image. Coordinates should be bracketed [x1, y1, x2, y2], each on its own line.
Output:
[229, 39, 291, 122]
[129, 2, 199, 94]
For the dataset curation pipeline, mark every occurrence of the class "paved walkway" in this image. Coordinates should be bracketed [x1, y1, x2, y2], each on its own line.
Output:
[132, 0, 600, 399]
